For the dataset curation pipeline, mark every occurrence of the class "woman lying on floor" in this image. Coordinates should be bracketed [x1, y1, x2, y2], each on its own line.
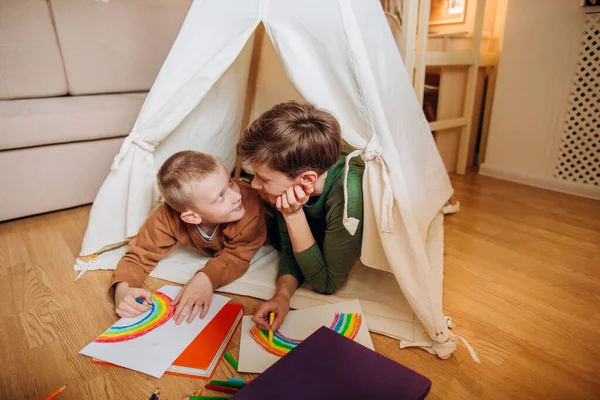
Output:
[236, 101, 365, 331]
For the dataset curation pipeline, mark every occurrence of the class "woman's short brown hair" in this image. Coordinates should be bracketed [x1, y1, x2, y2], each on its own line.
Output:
[157, 150, 220, 212]
[237, 101, 343, 178]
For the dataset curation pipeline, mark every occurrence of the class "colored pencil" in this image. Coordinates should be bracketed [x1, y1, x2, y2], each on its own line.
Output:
[224, 352, 238, 370]
[189, 397, 229, 400]
[44, 385, 66, 400]
[136, 296, 150, 306]
[209, 380, 244, 389]
[227, 377, 246, 385]
[183, 390, 200, 400]
[268, 312, 275, 344]
[205, 384, 239, 394]
[149, 387, 159, 400]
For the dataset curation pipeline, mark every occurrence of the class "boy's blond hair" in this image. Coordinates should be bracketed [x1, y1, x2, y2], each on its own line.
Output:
[157, 150, 220, 212]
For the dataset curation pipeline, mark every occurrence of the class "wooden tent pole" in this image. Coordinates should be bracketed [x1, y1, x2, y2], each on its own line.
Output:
[234, 23, 265, 179]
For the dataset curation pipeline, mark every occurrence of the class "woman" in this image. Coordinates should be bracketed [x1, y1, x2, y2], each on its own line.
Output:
[236, 101, 364, 331]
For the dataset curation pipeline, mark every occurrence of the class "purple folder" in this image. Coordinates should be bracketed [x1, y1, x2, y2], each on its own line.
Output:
[233, 326, 432, 400]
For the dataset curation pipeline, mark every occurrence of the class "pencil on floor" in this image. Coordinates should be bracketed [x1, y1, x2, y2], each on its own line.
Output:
[44, 385, 66, 400]
[183, 390, 200, 400]
[224, 352, 238, 370]
[190, 397, 229, 400]
[209, 380, 244, 389]
[205, 384, 238, 394]
[227, 377, 246, 385]
[149, 387, 160, 400]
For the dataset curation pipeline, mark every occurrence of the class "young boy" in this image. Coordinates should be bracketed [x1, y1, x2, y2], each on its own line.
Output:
[236, 101, 364, 332]
[110, 150, 266, 325]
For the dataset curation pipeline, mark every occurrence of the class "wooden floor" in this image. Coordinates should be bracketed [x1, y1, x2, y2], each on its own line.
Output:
[1, 172, 599, 400]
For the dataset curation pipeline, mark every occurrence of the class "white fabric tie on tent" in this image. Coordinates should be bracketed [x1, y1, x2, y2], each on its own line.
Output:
[343, 134, 395, 236]
[110, 128, 157, 172]
[74, 0, 478, 362]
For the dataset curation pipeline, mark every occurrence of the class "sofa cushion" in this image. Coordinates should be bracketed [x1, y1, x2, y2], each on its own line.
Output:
[50, 0, 191, 95]
[0, 0, 68, 99]
[0, 92, 146, 150]
[0, 138, 123, 221]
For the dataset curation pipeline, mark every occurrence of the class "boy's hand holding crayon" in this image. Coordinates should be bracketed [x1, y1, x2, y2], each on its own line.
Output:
[172, 272, 214, 325]
[114, 282, 152, 318]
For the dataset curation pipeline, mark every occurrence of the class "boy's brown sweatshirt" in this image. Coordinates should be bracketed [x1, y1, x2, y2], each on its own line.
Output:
[109, 181, 266, 292]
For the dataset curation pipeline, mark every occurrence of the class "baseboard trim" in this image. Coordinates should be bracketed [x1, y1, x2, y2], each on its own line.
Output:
[479, 164, 600, 200]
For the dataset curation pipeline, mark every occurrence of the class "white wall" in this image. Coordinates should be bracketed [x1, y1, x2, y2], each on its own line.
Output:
[481, 0, 600, 199]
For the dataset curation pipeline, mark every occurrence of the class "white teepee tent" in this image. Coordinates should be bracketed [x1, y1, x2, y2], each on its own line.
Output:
[75, 0, 476, 361]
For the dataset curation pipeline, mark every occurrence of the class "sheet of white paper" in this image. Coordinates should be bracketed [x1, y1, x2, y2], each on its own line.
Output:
[238, 299, 374, 373]
[80, 285, 230, 378]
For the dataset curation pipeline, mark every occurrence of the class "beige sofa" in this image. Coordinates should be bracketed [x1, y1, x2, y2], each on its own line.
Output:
[0, 0, 191, 221]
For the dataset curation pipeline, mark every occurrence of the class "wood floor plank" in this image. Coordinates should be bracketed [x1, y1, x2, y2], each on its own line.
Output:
[26, 340, 71, 398]
[0, 229, 31, 275]
[64, 375, 116, 400]
[0, 316, 40, 399]
[19, 307, 59, 349]
[51, 308, 107, 386]
[11, 263, 70, 314]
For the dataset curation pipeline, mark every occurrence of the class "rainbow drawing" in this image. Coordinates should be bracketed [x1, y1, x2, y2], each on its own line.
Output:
[94, 291, 175, 343]
[329, 312, 362, 339]
[249, 312, 362, 357]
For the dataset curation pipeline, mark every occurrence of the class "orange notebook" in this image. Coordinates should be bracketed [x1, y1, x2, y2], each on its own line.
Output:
[92, 303, 244, 379]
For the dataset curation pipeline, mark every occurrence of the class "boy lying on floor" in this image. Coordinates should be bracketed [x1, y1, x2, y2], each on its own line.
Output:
[109, 150, 266, 324]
